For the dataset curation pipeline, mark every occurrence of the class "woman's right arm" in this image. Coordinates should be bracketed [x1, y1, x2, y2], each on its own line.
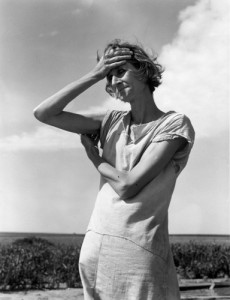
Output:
[33, 48, 133, 134]
[33, 72, 103, 134]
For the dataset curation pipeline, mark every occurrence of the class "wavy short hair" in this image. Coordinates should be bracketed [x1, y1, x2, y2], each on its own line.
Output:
[97, 39, 164, 96]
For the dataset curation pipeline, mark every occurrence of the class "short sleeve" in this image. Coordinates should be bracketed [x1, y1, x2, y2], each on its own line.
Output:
[151, 113, 195, 171]
[100, 110, 125, 149]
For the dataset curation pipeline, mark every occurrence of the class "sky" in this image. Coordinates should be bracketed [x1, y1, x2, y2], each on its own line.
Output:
[0, 0, 229, 234]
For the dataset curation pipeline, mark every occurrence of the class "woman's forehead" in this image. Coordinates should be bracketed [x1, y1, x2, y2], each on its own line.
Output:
[105, 46, 131, 55]
[107, 62, 134, 75]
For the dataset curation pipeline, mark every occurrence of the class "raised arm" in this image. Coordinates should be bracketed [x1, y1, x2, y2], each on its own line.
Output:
[33, 73, 104, 134]
[33, 49, 133, 134]
[81, 135, 187, 199]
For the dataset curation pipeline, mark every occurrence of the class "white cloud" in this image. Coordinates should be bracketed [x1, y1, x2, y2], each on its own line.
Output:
[78, 97, 130, 116]
[2, 0, 229, 151]
[80, 0, 94, 6]
[0, 126, 81, 151]
[155, 0, 229, 138]
[39, 30, 59, 38]
[0, 97, 130, 152]
[75, 0, 229, 139]
[72, 8, 82, 15]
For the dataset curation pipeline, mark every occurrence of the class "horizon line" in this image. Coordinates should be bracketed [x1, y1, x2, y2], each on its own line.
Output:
[0, 231, 230, 237]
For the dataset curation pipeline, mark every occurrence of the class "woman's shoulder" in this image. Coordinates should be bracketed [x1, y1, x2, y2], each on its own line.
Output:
[162, 111, 194, 128]
[154, 110, 195, 143]
[101, 110, 129, 127]
[163, 110, 189, 120]
[100, 110, 129, 149]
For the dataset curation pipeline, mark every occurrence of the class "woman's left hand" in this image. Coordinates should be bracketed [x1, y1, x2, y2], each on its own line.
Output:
[80, 133, 100, 157]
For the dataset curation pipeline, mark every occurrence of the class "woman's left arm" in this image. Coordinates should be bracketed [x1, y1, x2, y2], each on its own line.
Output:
[81, 135, 186, 200]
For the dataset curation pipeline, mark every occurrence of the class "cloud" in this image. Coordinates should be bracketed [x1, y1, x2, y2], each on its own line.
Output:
[79, 0, 94, 7]
[71, 0, 95, 15]
[78, 97, 130, 116]
[2, 0, 228, 151]
[155, 0, 229, 138]
[39, 30, 59, 38]
[0, 96, 130, 152]
[0, 126, 81, 151]
[75, 0, 229, 139]
[71, 8, 83, 15]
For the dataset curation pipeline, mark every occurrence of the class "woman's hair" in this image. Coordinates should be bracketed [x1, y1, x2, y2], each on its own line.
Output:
[97, 39, 164, 96]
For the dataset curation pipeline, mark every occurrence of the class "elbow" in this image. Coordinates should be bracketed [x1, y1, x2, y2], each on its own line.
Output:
[116, 179, 138, 200]
[33, 106, 48, 123]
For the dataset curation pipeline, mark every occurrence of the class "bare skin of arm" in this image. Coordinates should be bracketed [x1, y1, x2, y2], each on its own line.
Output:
[81, 134, 186, 199]
[33, 49, 133, 134]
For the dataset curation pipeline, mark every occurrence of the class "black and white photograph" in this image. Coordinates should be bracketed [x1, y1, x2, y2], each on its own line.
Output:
[0, 0, 229, 299]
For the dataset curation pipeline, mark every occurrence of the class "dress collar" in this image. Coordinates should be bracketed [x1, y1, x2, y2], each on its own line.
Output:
[122, 110, 175, 142]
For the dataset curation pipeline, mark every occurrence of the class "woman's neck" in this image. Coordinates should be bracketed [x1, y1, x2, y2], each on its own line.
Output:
[130, 92, 164, 125]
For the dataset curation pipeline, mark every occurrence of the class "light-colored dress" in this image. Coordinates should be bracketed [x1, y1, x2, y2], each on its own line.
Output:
[79, 110, 195, 300]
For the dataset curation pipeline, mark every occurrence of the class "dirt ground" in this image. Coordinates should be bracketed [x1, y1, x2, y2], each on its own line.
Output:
[1, 287, 230, 300]
[0, 289, 84, 300]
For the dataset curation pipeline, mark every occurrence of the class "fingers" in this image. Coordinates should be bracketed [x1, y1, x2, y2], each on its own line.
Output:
[93, 47, 133, 79]
[80, 134, 90, 144]
[80, 135, 92, 154]
[105, 47, 133, 58]
[103, 56, 129, 70]
[80, 133, 99, 147]
[80, 134, 100, 157]
[104, 47, 133, 66]
[104, 56, 131, 65]
[80, 134, 86, 146]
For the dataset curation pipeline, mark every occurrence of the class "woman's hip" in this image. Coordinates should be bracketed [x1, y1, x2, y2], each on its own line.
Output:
[78, 230, 179, 299]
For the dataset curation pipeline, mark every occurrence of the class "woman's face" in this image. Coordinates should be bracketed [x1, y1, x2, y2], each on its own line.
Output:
[106, 62, 147, 102]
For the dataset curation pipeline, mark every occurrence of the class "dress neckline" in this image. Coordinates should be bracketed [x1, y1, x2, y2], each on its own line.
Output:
[125, 110, 175, 128]
[122, 110, 175, 143]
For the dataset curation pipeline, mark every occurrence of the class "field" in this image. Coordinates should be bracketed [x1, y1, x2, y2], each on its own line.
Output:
[0, 232, 230, 299]
[0, 232, 85, 247]
[170, 234, 230, 245]
[1, 232, 230, 246]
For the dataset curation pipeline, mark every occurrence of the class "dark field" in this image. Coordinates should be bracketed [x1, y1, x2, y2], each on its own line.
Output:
[0, 233, 230, 298]
[0, 232, 229, 246]
[0, 232, 85, 247]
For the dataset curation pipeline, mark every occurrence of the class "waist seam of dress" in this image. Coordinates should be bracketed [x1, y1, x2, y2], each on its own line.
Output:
[86, 229, 168, 263]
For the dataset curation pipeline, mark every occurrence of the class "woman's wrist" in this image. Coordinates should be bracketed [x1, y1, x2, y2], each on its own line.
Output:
[87, 148, 103, 168]
[87, 69, 105, 81]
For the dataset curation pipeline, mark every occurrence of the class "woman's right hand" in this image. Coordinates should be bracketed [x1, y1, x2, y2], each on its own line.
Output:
[92, 48, 133, 80]
[33, 48, 132, 133]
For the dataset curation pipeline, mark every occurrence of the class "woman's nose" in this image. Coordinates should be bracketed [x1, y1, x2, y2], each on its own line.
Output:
[111, 75, 120, 87]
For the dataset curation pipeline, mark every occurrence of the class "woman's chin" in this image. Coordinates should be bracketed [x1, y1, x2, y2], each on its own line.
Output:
[116, 95, 129, 103]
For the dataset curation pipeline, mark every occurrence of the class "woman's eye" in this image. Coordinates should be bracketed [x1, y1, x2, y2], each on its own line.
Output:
[107, 75, 112, 82]
[117, 69, 125, 75]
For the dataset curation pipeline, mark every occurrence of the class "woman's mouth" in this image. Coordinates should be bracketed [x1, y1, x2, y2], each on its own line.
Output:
[117, 86, 127, 93]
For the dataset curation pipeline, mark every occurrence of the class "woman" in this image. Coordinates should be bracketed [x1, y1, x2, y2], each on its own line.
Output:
[34, 39, 195, 300]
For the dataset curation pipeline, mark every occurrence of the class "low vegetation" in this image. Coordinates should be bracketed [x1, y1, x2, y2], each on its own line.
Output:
[172, 241, 230, 279]
[0, 237, 81, 291]
[0, 237, 229, 290]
